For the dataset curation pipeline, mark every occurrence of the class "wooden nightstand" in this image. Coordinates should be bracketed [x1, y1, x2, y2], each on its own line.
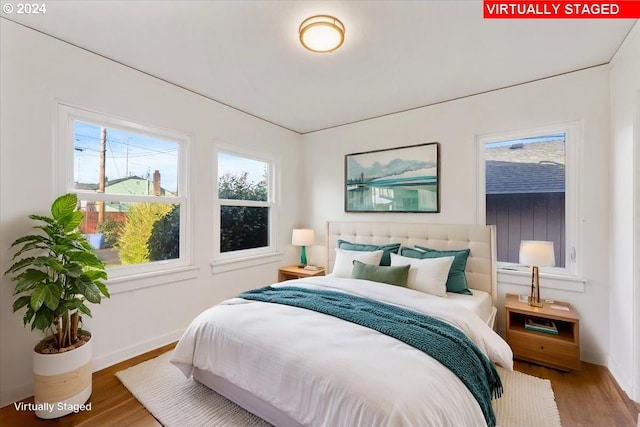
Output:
[505, 293, 580, 371]
[278, 266, 325, 282]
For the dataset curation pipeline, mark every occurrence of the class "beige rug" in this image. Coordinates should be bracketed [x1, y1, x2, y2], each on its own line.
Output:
[117, 352, 561, 427]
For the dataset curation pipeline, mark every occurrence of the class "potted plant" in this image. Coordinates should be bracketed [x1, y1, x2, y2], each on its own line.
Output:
[4, 193, 109, 419]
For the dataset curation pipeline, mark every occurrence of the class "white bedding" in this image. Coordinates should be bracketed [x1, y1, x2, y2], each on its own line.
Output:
[171, 276, 513, 427]
[446, 289, 494, 325]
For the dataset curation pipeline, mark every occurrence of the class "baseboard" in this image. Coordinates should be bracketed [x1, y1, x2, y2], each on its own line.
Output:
[608, 354, 634, 403]
[92, 329, 184, 372]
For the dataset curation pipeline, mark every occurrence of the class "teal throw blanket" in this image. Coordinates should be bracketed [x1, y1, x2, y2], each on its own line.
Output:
[239, 286, 502, 427]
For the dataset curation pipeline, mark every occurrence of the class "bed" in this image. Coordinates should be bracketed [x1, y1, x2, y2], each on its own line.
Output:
[171, 222, 512, 427]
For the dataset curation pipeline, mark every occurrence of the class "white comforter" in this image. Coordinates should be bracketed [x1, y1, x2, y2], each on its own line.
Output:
[171, 276, 513, 427]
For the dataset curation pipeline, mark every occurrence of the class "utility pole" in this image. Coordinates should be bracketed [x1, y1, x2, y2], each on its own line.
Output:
[97, 127, 106, 226]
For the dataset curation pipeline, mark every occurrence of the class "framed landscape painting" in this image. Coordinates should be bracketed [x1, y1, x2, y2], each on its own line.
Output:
[345, 142, 440, 213]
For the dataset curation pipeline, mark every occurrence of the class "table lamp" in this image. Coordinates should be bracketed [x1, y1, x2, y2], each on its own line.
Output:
[519, 240, 555, 307]
[292, 229, 315, 267]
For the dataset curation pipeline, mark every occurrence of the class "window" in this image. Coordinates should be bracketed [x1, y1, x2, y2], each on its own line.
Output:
[57, 104, 190, 279]
[478, 123, 579, 276]
[214, 147, 277, 261]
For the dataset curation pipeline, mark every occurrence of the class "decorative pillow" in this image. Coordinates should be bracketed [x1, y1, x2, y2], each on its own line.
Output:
[390, 253, 454, 297]
[337, 240, 401, 266]
[332, 248, 384, 278]
[351, 260, 410, 287]
[402, 246, 472, 295]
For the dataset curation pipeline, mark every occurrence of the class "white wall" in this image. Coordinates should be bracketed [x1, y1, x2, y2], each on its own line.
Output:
[0, 20, 302, 407]
[302, 66, 612, 366]
[609, 21, 640, 402]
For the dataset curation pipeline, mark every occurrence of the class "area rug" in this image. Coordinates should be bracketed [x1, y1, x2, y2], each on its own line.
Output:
[117, 351, 562, 427]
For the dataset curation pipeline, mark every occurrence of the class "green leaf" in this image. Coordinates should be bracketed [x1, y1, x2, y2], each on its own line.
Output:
[40, 257, 65, 274]
[12, 269, 49, 294]
[76, 303, 92, 317]
[23, 307, 35, 327]
[13, 279, 39, 295]
[43, 286, 61, 311]
[60, 211, 83, 233]
[74, 277, 102, 304]
[30, 284, 60, 312]
[51, 193, 78, 221]
[33, 224, 59, 239]
[84, 268, 108, 282]
[5, 256, 37, 275]
[59, 263, 83, 279]
[12, 295, 31, 312]
[28, 214, 56, 226]
[95, 281, 110, 298]
[9, 234, 48, 250]
[12, 240, 49, 260]
[32, 309, 54, 332]
[67, 250, 100, 266]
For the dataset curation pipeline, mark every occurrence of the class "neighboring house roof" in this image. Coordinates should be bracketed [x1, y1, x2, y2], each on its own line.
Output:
[485, 140, 565, 194]
[74, 175, 171, 195]
[105, 175, 146, 187]
[75, 182, 98, 191]
[486, 160, 565, 194]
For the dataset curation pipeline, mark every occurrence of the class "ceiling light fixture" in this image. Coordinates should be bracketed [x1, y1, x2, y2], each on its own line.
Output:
[299, 15, 345, 53]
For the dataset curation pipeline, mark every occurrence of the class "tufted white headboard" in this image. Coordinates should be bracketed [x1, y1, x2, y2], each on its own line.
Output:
[326, 221, 497, 303]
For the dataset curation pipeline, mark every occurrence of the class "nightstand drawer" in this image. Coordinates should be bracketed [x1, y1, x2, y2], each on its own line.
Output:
[508, 331, 580, 370]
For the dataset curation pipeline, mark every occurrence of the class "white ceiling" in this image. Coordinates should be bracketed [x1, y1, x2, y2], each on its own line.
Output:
[3, 1, 636, 134]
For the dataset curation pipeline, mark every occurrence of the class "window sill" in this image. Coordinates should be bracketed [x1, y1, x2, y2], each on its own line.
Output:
[210, 252, 284, 274]
[497, 268, 586, 292]
[107, 266, 200, 295]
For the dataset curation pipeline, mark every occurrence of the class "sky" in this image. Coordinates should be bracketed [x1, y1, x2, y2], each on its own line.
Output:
[217, 152, 268, 185]
[74, 122, 268, 195]
[74, 121, 179, 193]
[485, 133, 565, 149]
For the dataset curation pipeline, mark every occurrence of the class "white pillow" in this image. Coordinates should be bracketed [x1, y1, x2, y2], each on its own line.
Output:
[390, 253, 454, 297]
[332, 248, 384, 278]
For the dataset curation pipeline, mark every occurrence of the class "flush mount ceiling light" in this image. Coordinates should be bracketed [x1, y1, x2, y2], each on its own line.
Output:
[299, 15, 345, 53]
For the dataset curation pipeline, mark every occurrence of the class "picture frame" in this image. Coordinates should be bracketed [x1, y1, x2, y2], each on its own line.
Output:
[345, 142, 440, 213]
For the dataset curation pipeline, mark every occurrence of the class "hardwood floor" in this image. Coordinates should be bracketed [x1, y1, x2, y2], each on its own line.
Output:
[514, 360, 639, 427]
[1, 345, 638, 427]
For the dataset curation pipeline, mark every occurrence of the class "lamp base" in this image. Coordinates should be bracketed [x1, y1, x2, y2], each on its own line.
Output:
[528, 296, 544, 308]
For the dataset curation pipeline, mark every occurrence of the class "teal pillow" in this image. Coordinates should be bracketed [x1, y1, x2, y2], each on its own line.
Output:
[337, 240, 401, 266]
[351, 260, 410, 287]
[400, 246, 472, 295]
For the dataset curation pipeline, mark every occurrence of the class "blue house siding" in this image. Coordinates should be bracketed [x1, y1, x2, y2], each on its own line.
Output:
[486, 193, 565, 267]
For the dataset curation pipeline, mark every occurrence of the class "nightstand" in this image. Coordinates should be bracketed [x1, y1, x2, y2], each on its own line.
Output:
[278, 266, 325, 282]
[505, 293, 580, 371]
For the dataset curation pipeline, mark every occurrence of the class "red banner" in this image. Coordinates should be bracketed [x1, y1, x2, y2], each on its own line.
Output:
[484, 1, 640, 18]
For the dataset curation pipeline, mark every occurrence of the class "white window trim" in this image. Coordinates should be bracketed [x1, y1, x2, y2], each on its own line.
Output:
[56, 102, 193, 286]
[212, 143, 281, 270]
[476, 121, 582, 281]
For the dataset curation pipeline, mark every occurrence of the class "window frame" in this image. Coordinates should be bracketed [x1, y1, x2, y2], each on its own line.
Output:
[213, 144, 279, 264]
[476, 121, 581, 278]
[56, 103, 193, 283]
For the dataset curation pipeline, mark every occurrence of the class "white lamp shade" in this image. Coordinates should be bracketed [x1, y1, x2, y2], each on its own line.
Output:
[519, 240, 555, 267]
[292, 229, 315, 246]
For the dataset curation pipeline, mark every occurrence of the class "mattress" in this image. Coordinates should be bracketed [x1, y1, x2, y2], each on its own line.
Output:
[446, 289, 495, 326]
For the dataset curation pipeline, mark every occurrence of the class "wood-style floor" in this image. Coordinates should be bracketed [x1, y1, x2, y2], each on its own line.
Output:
[1, 344, 638, 427]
